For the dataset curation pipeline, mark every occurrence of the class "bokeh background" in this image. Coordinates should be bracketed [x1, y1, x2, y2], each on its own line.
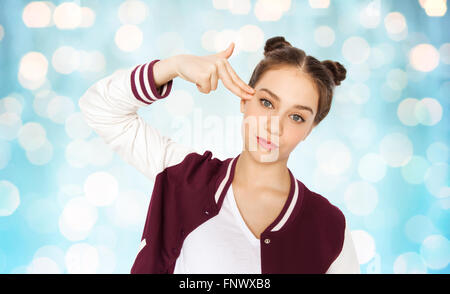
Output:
[0, 0, 449, 274]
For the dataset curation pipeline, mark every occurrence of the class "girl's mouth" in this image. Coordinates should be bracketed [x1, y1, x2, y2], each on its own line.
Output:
[256, 136, 278, 151]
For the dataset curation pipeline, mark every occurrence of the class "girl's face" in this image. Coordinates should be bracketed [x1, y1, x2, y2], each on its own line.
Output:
[240, 66, 319, 163]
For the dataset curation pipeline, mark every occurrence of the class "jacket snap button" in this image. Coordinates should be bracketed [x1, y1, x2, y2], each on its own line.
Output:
[204, 210, 209, 215]
[264, 238, 271, 244]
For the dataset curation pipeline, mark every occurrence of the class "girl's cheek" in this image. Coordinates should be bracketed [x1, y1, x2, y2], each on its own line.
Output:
[283, 125, 302, 144]
[245, 108, 266, 121]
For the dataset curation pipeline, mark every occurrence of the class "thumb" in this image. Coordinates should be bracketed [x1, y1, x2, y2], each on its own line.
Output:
[217, 42, 234, 59]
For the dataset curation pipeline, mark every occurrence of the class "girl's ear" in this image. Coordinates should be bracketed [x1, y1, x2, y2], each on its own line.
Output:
[240, 99, 246, 114]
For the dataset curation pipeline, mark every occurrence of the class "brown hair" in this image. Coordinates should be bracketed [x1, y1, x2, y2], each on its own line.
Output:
[248, 36, 347, 126]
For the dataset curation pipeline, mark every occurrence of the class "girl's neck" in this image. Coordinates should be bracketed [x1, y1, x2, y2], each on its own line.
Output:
[232, 150, 290, 194]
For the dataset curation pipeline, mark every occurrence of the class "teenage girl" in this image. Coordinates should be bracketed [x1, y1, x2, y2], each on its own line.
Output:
[79, 36, 360, 274]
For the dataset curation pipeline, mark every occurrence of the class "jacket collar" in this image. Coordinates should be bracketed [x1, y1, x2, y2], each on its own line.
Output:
[213, 153, 304, 233]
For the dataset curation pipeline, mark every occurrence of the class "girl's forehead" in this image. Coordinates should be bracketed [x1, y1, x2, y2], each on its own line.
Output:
[256, 78, 318, 101]
[257, 67, 314, 87]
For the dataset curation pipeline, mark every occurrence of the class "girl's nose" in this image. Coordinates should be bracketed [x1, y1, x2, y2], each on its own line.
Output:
[266, 115, 282, 136]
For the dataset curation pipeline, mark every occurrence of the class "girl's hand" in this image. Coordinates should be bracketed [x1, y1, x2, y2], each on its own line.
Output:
[173, 42, 255, 100]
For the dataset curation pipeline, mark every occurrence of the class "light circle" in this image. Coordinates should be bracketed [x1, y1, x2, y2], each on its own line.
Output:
[409, 44, 440, 72]
[60, 197, 98, 232]
[424, 163, 449, 198]
[27, 257, 60, 274]
[0, 180, 20, 216]
[65, 139, 92, 168]
[52, 46, 80, 74]
[54, 2, 82, 29]
[316, 140, 352, 175]
[19, 52, 48, 81]
[47, 95, 75, 124]
[386, 68, 408, 91]
[342, 36, 370, 64]
[379, 132, 413, 167]
[65, 243, 99, 274]
[400, 155, 430, 184]
[17, 122, 46, 151]
[236, 25, 265, 52]
[118, 0, 149, 25]
[384, 12, 407, 34]
[414, 98, 443, 126]
[420, 235, 450, 270]
[344, 181, 378, 216]
[404, 215, 439, 244]
[26, 139, 53, 165]
[84, 171, 119, 207]
[65, 112, 92, 140]
[22, 2, 52, 28]
[393, 252, 427, 274]
[114, 25, 143, 52]
[0, 112, 22, 141]
[397, 98, 420, 126]
[357, 153, 387, 182]
[314, 26, 335, 47]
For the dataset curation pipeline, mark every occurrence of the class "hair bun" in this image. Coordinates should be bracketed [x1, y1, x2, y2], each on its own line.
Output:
[321, 60, 347, 86]
[264, 36, 292, 57]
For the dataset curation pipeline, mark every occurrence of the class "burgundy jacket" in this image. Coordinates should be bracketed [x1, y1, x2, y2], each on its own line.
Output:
[130, 148, 346, 274]
[79, 58, 348, 274]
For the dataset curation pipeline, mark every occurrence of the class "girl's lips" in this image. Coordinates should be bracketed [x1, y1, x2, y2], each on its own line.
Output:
[257, 136, 278, 150]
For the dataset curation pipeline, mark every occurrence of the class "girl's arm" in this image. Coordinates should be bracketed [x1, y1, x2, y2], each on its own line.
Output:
[326, 221, 361, 274]
[78, 57, 196, 182]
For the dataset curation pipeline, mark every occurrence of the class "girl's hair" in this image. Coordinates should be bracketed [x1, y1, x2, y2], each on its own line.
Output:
[248, 36, 347, 126]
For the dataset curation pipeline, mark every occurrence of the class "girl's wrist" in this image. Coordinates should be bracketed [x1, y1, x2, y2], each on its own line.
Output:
[153, 55, 179, 88]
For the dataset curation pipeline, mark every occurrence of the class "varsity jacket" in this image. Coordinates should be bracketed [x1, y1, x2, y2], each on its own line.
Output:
[78, 59, 361, 274]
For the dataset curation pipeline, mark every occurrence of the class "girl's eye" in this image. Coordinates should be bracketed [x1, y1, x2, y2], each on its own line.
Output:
[259, 98, 273, 109]
[290, 114, 304, 123]
[260, 98, 304, 123]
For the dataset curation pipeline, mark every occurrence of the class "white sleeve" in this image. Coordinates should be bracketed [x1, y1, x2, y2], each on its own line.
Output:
[78, 60, 196, 182]
[326, 221, 361, 274]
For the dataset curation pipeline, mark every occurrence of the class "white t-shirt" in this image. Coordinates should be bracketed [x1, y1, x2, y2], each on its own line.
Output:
[173, 182, 360, 274]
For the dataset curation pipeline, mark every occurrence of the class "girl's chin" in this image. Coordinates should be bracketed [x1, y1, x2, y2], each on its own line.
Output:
[246, 148, 280, 163]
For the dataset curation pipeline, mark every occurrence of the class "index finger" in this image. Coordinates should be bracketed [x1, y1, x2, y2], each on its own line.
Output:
[217, 61, 254, 100]
[224, 60, 255, 95]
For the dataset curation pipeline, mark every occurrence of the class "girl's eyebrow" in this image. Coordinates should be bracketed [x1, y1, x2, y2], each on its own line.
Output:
[259, 88, 314, 114]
